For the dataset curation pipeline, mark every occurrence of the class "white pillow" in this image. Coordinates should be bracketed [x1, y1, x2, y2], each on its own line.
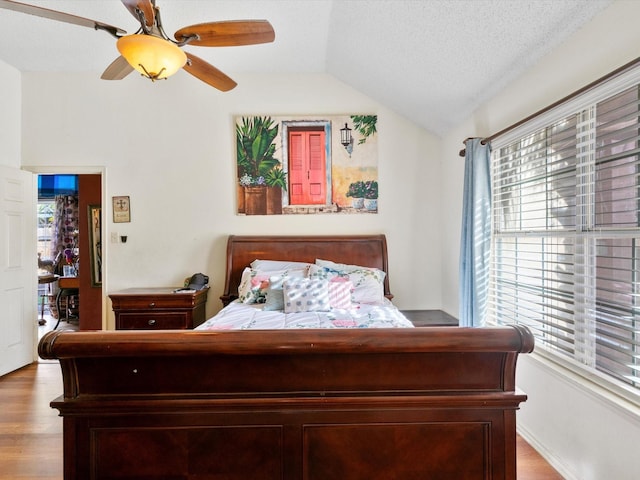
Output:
[283, 278, 330, 313]
[250, 259, 313, 271]
[309, 263, 385, 305]
[315, 258, 385, 275]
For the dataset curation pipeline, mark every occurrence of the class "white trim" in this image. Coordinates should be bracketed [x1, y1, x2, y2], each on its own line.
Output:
[22, 166, 104, 175]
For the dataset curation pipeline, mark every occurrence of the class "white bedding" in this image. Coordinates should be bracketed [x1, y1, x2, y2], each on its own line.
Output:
[196, 298, 415, 330]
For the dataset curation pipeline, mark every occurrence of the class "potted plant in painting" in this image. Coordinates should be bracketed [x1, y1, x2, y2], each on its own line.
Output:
[346, 181, 366, 209]
[264, 167, 287, 214]
[236, 116, 282, 215]
[363, 180, 378, 211]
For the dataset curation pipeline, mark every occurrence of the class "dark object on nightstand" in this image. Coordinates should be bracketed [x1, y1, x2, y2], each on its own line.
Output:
[401, 309, 458, 327]
[186, 272, 209, 290]
[110, 287, 209, 330]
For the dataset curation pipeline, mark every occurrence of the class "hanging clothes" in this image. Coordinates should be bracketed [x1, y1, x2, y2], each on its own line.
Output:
[52, 194, 79, 275]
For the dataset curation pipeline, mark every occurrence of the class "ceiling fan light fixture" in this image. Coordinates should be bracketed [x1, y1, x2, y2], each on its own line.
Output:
[117, 34, 187, 81]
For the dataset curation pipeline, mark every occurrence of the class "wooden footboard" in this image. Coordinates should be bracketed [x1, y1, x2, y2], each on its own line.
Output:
[39, 326, 534, 480]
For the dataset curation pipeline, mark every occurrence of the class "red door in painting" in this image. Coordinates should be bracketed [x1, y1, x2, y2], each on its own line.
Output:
[289, 129, 326, 205]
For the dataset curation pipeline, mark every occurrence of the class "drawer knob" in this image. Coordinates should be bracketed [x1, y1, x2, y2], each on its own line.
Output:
[148, 319, 156, 326]
[149, 302, 156, 308]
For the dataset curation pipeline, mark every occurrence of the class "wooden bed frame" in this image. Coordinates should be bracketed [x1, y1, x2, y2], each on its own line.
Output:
[220, 234, 394, 306]
[39, 234, 534, 480]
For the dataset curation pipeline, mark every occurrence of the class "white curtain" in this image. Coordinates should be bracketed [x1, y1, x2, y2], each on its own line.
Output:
[458, 138, 491, 327]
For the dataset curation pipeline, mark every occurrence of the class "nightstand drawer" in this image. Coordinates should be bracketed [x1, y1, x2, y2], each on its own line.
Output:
[116, 312, 190, 330]
[110, 287, 209, 330]
[110, 295, 202, 310]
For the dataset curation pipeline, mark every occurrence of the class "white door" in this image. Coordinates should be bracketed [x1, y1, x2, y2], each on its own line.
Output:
[0, 166, 36, 377]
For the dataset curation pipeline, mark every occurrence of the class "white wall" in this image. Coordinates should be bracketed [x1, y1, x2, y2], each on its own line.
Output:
[441, 1, 640, 478]
[17, 0, 640, 475]
[0, 58, 20, 168]
[20, 71, 442, 327]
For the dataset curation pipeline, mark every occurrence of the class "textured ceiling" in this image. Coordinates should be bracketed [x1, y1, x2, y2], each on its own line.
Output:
[0, 0, 612, 136]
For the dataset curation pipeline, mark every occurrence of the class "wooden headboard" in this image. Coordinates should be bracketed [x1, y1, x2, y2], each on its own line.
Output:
[220, 235, 392, 306]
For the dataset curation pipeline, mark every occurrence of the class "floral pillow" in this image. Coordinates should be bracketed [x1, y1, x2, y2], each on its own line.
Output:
[315, 259, 385, 276]
[309, 260, 386, 305]
[237, 267, 270, 304]
[283, 278, 331, 313]
[238, 267, 306, 304]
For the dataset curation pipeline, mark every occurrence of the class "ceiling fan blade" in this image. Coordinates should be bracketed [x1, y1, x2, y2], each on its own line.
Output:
[175, 20, 275, 47]
[0, 0, 126, 36]
[183, 53, 237, 92]
[120, 0, 154, 27]
[101, 56, 135, 80]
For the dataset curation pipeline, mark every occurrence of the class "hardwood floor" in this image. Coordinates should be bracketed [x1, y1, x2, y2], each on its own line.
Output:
[516, 434, 564, 479]
[0, 362, 564, 479]
[0, 362, 63, 479]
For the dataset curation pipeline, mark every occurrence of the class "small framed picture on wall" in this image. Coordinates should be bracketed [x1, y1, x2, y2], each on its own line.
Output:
[112, 196, 131, 223]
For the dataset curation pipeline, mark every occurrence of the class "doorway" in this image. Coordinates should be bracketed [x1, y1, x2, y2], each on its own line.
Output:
[36, 175, 79, 333]
[35, 172, 103, 333]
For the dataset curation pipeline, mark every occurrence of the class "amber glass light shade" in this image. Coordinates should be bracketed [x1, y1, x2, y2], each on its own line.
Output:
[117, 34, 187, 80]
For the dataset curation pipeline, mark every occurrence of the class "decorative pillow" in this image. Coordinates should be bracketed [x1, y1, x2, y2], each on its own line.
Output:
[238, 266, 309, 304]
[237, 267, 271, 304]
[315, 258, 385, 275]
[309, 262, 386, 305]
[263, 270, 307, 311]
[237, 267, 252, 301]
[250, 259, 313, 271]
[283, 278, 330, 313]
[328, 279, 354, 309]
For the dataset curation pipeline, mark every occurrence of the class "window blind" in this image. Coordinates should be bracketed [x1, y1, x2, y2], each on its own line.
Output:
[37, 174, 78, 199]
[489, 81, 640, 397]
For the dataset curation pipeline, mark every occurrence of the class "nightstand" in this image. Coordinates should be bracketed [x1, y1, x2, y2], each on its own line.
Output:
[109, 287, 209, 330]
[400, 309, 458, 327]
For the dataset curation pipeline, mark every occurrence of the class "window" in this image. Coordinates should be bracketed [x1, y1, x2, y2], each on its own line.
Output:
[37, 175, 78, 261]
[37, 200, 55, 260]
[489, 71, 640, 402]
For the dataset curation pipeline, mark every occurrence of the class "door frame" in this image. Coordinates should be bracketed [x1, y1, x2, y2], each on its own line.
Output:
[24, 166, 107, 332]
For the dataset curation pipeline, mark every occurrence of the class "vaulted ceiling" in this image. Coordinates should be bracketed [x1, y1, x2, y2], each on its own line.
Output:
[0, 0, 612, 136]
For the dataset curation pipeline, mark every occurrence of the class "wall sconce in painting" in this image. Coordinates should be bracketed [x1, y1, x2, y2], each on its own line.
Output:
[340, 123, 353, 156]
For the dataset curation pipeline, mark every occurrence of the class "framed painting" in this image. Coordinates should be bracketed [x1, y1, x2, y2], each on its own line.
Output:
[235, 114, 378, 215]
[88, 205, 102, 287]
[112, 195, 131, 223]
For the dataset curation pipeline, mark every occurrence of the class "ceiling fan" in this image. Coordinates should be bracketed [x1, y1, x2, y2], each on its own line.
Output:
[0, 0, 276, 91]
